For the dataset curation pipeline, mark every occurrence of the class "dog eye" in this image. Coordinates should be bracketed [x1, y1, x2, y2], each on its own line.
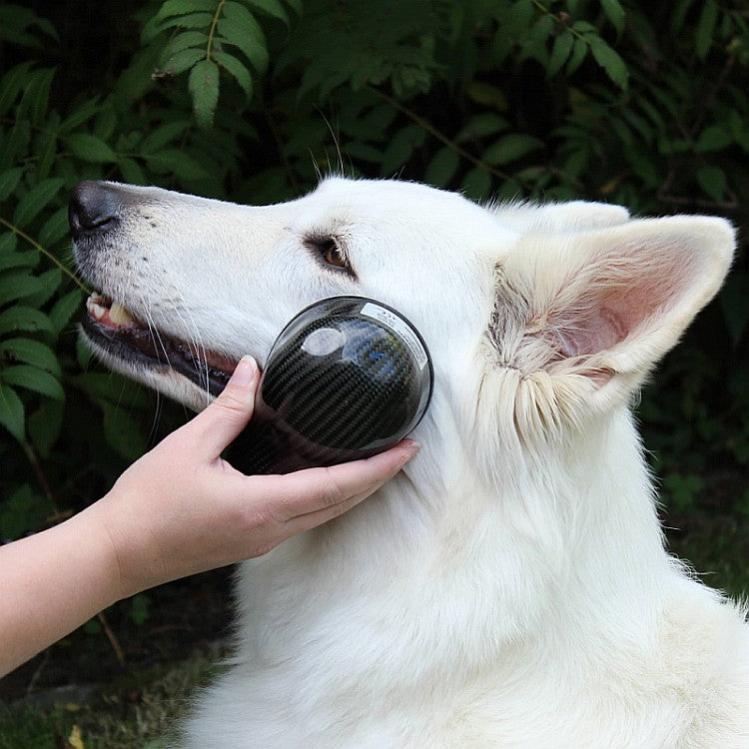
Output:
[305, 236, 351, 273]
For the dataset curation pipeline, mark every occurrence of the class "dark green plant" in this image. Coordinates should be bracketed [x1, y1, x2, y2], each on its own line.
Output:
[0, 0, 747, 551]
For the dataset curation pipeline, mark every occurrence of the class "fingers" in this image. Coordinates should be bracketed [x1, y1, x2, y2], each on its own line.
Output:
[186, 356, 259, 457]
[281, 485, 385, 537]
[256, 440, 420, 523]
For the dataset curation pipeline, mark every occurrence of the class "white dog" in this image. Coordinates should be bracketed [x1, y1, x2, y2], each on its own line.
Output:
[72, 177, 748, 748]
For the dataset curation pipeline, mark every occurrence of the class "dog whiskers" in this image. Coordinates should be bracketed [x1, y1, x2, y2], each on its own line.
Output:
[138, 290, 174, 374]
[163, 277, 212, 407]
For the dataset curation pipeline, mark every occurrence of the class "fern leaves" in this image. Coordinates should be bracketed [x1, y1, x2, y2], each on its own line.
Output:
[148, 0, 298, 127]
[0, 0, 748, 524]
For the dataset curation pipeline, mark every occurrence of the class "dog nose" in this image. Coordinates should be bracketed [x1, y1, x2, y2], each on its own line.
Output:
[69, 181, 119, 237]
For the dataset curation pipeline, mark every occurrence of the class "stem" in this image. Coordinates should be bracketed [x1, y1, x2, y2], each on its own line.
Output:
[20, 439, 128, 669]
[25, 649, 50, 696]
[531, 0, 588, 43]
[0, 216, 90, 293]
[369, 87, 520, 184]
[97, 611, 126, 668]
[206, 0, 227, 62]
[21, 440, 57, 508]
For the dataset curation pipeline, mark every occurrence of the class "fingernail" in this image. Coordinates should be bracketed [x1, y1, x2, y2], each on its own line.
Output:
[231, 355, 258, 387]
[398, 440, 421, 463]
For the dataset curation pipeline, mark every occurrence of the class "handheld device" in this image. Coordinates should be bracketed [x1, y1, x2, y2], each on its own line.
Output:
[234, 296, 433, 475]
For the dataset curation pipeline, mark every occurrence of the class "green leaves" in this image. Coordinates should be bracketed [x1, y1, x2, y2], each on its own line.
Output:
[102, 402, 148, 460]
[484, 134, 543, 166]
[0, 170, 68, 444]
[140, 120, 191, 154]
[663, 472, 705, 513]
[245, 0, 289, 25]
[0, 250, 37, 272]
[12, 178, 64, 228]
[49, 290, 83, 334]
[0, 168, 24, 202]
[0, 338, 60, 375]
[425, 147, 459, 188]
[213, 50, 253, 96]
[164, 48, 207, 76]
[38, 207, 70, 247]
[218, 3, 269, 73]
[0, 484, 55, 539]
[456, 114, 508, 143]
[2, 365, 64, 400]
[279, 0, 444, 99]
[146, 149, 209, 180]
[588, 36, 629, 90]
[695, 0, 718, 60]
[66, 133, 118, 162]
[156, 0, 217, 20]
[380, 124, 425, 176]
[462, 167, 492, 201]
[145, 0, 293, 128]
[696, 166, 726, 202]
[0, 306, 51, 336]
[0, 271, 46, 305]
[0, 4, 58, 50]
[600, 0, 626, 34]
[696, 124, 732, 153]
[0, 383, 24, 441]
[522, 16, 631, 89]
[548, 32, 574, 78]
[27, 398, 63, 458]
[129, 593, 152, 626]
[0, 0, 745, 562]
[189, 59, 220, 128]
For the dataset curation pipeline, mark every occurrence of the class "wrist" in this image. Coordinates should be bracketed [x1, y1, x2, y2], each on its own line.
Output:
[76, 494, 138, 603]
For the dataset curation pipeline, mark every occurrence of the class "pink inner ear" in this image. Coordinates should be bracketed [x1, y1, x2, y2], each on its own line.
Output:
[555, 303, 626, 357]
[551, 240, 699, 359]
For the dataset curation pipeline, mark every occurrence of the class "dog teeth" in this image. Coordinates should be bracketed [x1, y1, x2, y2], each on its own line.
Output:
[86, 296, 107, 320]
[86, 294, 136, 327]
[109, 303, 134, 325]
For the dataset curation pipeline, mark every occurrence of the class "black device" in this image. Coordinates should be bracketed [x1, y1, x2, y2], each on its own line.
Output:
[233, 296, 433, 475]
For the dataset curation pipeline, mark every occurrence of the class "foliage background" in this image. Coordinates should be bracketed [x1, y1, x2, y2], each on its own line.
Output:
[0, 0, 748, 734]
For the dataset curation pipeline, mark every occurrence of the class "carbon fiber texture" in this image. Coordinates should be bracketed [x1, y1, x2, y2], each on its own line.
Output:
[230, 297, 432, 475]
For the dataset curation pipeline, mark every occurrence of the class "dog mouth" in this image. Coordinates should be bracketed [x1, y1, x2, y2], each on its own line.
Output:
[82, 293, 238, 396]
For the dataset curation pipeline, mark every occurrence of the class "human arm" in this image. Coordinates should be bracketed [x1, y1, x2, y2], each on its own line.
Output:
[0, 356, 418, 676]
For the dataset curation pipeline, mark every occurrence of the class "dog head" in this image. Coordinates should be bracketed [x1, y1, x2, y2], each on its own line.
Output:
[71, 177, 735, 489]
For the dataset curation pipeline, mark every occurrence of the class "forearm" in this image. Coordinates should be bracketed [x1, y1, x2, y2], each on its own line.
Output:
[0, 356, 416, 678]
[0, 505, 122, 677]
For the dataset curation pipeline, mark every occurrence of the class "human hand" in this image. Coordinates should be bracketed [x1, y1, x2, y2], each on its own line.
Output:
[88, 356, 420, 600]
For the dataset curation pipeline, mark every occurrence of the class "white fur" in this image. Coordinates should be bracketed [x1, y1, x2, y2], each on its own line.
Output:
[77, 178, 748, 748]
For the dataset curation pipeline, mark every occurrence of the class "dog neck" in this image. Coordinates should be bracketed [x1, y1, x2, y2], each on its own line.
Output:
[234, 404, 671, 691]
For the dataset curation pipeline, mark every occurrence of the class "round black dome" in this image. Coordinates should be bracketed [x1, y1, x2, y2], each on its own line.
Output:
[238, 297, 432, 474]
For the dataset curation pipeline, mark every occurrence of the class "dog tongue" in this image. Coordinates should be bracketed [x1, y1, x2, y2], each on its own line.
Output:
[86, 292, 241, 376]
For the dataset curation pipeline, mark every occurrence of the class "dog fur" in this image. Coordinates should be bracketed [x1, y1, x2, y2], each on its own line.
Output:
[75, 178, 748, 748]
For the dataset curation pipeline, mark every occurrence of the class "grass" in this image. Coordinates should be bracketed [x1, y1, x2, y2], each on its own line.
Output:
[2, 521, 747, 748]
[0, 651, 220, 749]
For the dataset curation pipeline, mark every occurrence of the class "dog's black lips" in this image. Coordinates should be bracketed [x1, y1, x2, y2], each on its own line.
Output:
[81, 314, 231, 396]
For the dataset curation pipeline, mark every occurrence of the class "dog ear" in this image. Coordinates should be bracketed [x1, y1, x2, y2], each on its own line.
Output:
[494, 201, 630, 234]
[486, 215, 735, 437]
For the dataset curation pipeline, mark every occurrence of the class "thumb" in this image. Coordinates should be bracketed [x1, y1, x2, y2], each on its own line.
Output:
[188, 355, 259, 457]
